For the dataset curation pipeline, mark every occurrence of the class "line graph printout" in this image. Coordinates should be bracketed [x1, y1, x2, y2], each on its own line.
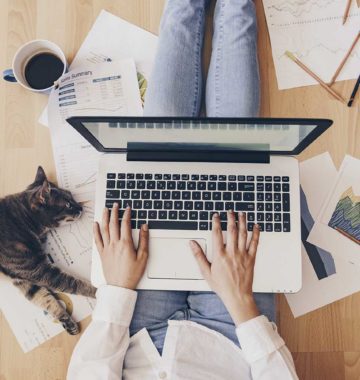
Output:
[263, 0, 360, 89]
[48, 59, 143, 202]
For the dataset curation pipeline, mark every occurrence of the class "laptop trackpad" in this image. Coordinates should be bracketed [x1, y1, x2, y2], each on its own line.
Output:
[147, 238, 206, 280]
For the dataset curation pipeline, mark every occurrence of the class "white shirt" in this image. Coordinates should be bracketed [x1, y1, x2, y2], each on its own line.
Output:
[67, 286, 298, 379]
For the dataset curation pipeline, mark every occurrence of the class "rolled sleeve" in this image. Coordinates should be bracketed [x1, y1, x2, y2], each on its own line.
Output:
[236, 315, 285, 364]
[93, 285, 137, 326]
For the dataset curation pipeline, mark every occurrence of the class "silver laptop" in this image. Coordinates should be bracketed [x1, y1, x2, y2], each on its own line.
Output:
[67, 117, 332, 293]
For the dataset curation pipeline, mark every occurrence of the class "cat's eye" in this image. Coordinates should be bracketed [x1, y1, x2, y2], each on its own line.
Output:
[66, 202, 72, 209]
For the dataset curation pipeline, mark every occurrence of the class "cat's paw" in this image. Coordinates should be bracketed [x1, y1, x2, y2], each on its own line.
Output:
[60, 315, 80, 335]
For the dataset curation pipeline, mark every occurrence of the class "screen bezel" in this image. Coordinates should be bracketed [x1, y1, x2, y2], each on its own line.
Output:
[66, 116, 332, 155]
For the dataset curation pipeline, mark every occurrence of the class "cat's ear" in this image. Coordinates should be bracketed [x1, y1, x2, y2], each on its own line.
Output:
[37, 179, 51, 204]
[34, 166, 47, 183]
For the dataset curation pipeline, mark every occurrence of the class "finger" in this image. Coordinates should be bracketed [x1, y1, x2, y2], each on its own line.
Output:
[212, 213, 224, 254]
[109, 202, 120, 241]
[93, 222, 104, 254]
[226, 210, 238, 252]
[189, 240, 211, 280]
[101, 207, 110, 245]
[120, 206, 133, 242]
[137, 224, 149, 261]
[248, 224, 260, 258]
[238, 212, 247, 252]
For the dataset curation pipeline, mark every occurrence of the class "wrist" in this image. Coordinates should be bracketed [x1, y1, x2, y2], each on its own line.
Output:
[223, 294, 260, 326]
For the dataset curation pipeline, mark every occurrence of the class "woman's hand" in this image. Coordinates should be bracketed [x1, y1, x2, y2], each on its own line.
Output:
[190, 211, 260, 325]
[93, 203, 149, 290]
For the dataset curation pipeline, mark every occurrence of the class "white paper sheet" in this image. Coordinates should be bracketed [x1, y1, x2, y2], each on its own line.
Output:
[308, 155, 360, 265]
[0, 203, 96, 352]
[48, 59, 143, 202]
[262, 0, 360, 89]
[39, 10, 158, 126]
[286, 153, 360, 317]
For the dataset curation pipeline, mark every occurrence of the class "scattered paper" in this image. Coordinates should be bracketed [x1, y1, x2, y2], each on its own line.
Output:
[308, 155, 360, 265]
[286, 153, 360, 317]
[0, 203, 96, 352]
[47, 59, 143, 202]
[262, 0, 360, 89]
[39, 10, 158, 126]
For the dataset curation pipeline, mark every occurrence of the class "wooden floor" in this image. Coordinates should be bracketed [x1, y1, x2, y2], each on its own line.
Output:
[0, 1, 359, 379]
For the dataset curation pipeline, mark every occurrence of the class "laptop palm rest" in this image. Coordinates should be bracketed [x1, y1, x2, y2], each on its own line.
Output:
[147, 238, 206, 280]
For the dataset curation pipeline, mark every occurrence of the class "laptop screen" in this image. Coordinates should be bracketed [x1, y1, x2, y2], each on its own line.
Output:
[67, 117, 332, 155]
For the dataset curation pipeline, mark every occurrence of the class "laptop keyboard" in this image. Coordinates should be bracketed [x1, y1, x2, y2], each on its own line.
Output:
[105, 173, 291, 232]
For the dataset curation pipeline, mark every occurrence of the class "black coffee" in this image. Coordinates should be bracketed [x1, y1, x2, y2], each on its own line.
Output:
[24, 52, 64, 90]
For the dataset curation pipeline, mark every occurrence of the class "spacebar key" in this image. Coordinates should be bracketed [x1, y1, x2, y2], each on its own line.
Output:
[148, 221, 198, 230]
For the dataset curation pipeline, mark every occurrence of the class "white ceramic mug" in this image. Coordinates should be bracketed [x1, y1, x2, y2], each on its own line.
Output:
[3, 39, 67, 94]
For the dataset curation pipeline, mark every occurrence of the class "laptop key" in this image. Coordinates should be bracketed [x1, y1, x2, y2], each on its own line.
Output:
[106, 190, 120, 199]
[155, 174, 162, 180]
[137, 180, 146, 189]
[214, 202, 224, 210]
[208, 182, 216, 190]
[148, 221, 197, 230]
[244, 192, 255, 201]
[257, 203, 264, 211]
[257, 183, 264, 192]
[136, 174, 144, 179]
[152, 191, 161, 199]
[192, 192, 201, 200]
[282, 176, 289, 182]
[177, 181, 186, 190]
[265, 193, 272, 202]
[169, 211, 178, 219]
[189, 211, 198, 220]
[138, 210, 147, 219]
[107, 173, 116, 179]
[257, 223, 264, 231]
[274, 193, 281, 202]
[274, 176, 281, 182]
[238, 175, 245, 181]
[164, 201, 173, 209]
[148, 211, 157, 219]
[228, 182, 237, 191]
[257, 193, 264, 202]
[256, 176, 264, 181]
[107, 180, 116, 189]
[283, 221, 291, 232]
[191, 174, 199, 180]
[220, 212, 227, 221]
[282, 183, 290, 192]
[265, 203, 273, 211]
[105, 200, 117, 208]
[235, 202, 255, 211]
[131, 190, 140, 199]
[185, 201, 194, 210]
[257, 213, 264, 221]
[218, 182, 226, 191]
[147, 181, 156, 189]
[265, 213, 273, 221]
[265, 176, 272, 182]
[164, 174, 171, 180]
[157, 181, 166, 190]
[212, 192, 221, 200]
[141, 190, 151, 199]
[274, 203, 281, 211]
[133, 200, 142, 209]
[274, 183, 281, 192]
[144, 200, 152, 209]
[154, 201, 163, 209]
[159, 211, 167, 219]
[117, 180, 126, 189]
[223, 192, 232, 200]
[265, 183, 272, 192]
[202, 192, 211, 200]
[187, 181, 196, 190]
[195, 201, 203, 210]
[225, 202, 235, 211]
[175, 201, 183, 209]
[266, 223, 273, 232]
[201, 175, 208, 181]
[274, 213, 281, 222]
[127, 173, 135, 179]
[274, 223, 282, 232]
[145, 174, 152, 180]
[167, 181, 176, 190]
[247, 176, 255, 181]
[205, 202, 214, 210]
[172, 191, 181, 199]
[238, 183, 254, 191]
[283, 193, 290, 212]
[182, 191, 191, 200]
[197, 182, 206, 190]
[247, 222, 254, 231]
[200, 212, 209, 220]
[233, 192, 242, 201]
[162, 191, 171, 200]
[199, 222, 208, 230]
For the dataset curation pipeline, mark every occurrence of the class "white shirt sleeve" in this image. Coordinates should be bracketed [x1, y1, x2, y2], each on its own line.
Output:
[67, 285, 137, 380]
[236, 315, 299, 380]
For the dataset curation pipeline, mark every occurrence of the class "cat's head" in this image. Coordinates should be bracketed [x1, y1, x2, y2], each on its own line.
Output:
[26, 166, 83, 228]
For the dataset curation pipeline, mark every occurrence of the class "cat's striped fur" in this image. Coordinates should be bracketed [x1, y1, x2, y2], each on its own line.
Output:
[0, 166, 96, 334]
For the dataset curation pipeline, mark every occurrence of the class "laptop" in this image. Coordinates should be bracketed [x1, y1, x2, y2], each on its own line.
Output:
[67, 116, 332, 293]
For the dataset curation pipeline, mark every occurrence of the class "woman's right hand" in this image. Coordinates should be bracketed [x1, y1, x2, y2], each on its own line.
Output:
[189, 211, 260, 325]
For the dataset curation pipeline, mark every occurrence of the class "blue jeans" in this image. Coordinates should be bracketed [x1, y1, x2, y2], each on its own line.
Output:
[131, 0, 273, 353]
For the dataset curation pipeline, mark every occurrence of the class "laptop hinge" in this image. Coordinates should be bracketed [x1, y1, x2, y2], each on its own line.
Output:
[127, 146, 270, 164]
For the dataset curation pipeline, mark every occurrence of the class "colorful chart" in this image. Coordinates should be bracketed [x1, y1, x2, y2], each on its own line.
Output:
[328, 187, 360, 245]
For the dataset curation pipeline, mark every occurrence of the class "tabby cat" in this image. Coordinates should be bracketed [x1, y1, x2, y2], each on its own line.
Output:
[0, 166, 96, 335]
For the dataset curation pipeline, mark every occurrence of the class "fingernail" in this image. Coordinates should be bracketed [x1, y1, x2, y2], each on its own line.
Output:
[142, 223, 148, 231]
[239, 211, 244, 216]
[113, 202, 118, 208]
[213, 213, 219, 218]
[126, 205, 131, 210]
[228, 209, 233, 214]
[189, 240, 196, 247]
